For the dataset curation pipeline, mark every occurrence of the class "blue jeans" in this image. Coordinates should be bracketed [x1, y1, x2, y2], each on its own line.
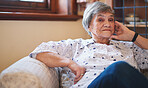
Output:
[88, 61, 148, 88]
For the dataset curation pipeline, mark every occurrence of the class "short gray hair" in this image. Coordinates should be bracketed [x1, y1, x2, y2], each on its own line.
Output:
[82, 1, 114, 36]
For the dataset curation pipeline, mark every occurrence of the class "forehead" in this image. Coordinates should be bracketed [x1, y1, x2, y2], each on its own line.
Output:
[95, 12, 114, 18]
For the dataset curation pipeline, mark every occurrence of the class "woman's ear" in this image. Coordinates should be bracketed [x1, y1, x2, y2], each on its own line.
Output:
[88, 25, 93, 32]
[88, 27, 91, 32]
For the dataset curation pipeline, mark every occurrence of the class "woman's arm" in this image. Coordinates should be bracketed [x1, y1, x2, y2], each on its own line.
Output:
[111, 21, 148, 50]
[36, 52, 86, 84]
[134, 35, 148, 50]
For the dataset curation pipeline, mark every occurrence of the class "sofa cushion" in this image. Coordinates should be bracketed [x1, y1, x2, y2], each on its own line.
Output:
[0, 56, 59, 88]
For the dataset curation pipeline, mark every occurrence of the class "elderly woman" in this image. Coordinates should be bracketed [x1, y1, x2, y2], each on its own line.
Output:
[29, 1, 148, 88]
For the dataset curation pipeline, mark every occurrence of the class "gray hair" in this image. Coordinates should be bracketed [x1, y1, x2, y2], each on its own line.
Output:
[82, 1, 114, 36]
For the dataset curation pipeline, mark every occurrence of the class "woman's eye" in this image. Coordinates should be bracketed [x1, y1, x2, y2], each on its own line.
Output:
[109, 19, 114, 22]
[98, 18, 103, 22]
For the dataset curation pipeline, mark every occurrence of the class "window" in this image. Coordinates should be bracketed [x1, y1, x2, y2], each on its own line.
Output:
[0, 0, 53, 13]
[0, 0, 80, 21]
[20, 0, 44, 2]
[106, 0, 148, 38]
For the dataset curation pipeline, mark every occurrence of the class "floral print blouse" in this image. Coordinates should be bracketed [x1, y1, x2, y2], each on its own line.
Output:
[29, 38, 148, 88]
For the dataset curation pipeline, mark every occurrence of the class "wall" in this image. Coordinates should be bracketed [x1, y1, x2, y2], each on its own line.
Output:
[0, 0, 106, 72]
[0, 19, 90, 72]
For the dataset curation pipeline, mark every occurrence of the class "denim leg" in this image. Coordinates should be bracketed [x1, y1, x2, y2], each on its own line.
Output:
[88, 61, 148, 88]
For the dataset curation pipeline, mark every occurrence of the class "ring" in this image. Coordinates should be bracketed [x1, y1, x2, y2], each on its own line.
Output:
[81, 74, 84, 76]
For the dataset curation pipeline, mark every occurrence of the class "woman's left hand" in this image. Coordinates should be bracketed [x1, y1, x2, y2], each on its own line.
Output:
[67, 61, 86, 84]
[110, 21, 135, 41]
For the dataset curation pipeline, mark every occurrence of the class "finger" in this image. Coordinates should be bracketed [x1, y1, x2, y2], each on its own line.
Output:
[115, 22, 121, 31]
[110, 35, 120, 40]
[115, 21, 121, 28]
[74, 74, 83, 84]
[116, 29, 123, 35]
[74, 68, 86, 83]
[74, 71, 81, 84]
[115, 21, 125, 30]
[115, 21, 122, 25]
[75, 70, 81, 79]
[115, 21, 127, 31]
[114, 27, 122, 35]
[71, 70, 76, 75]
[115, 21, 124, 35]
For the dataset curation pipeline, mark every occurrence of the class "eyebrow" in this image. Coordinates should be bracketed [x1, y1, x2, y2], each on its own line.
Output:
[97, 14, 114, 17]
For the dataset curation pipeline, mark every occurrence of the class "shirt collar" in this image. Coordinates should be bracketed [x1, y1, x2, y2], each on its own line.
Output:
[80, 38, 116, 48]
[80, 38, 95, 48]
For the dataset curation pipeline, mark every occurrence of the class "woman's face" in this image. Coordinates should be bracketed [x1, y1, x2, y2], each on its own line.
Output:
[89, 12, 115, 39]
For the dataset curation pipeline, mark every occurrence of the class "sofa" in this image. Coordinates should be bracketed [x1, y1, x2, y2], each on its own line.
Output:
[0, 56, 148, 88]
[0, 56, 60, 88]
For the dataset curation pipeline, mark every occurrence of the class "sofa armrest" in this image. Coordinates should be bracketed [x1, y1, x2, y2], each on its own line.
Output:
[0, 56, 59, 88]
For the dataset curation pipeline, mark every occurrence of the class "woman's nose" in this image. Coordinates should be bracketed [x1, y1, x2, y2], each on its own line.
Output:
[104, 21, 111, 27]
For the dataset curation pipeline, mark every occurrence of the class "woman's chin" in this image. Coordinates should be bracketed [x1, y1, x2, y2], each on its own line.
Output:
[103, 36, 111, 39]
[101, 33, 112, 38]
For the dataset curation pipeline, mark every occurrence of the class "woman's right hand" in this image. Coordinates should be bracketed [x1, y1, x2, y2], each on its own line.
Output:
[67, 60, 86, 84]
[111, 21, 135, 41]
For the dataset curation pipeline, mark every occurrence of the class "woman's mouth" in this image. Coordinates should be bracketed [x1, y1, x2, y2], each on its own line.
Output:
[103, 29, 111, 31]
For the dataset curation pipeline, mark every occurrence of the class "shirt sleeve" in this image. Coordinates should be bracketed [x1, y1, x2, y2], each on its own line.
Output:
[29, 39, 78, 59]
[133, 44, 148, 69]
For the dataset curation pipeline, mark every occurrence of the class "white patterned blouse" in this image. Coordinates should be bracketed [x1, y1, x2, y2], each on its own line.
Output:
[30, 38, 148, 88]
